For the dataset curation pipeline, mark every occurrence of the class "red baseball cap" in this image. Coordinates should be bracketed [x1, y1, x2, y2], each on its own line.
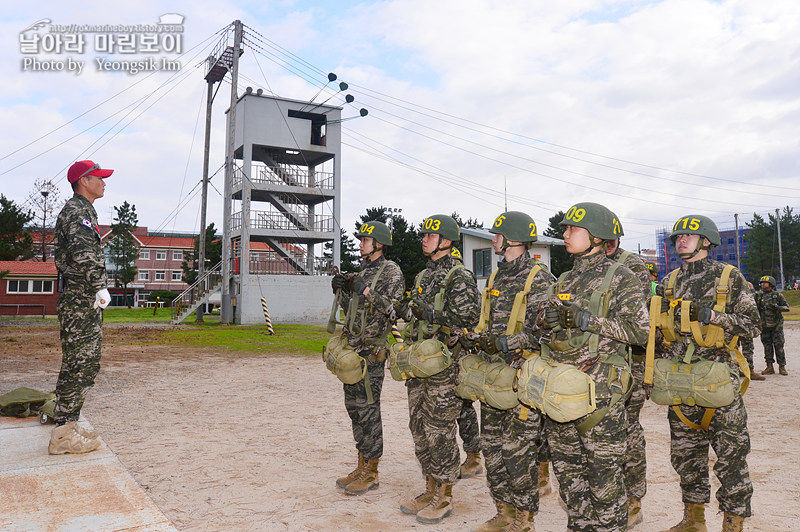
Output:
[67, 160, 114, 184]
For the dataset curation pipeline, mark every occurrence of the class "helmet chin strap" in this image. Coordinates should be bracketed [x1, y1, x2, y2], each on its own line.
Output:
[677, 238, 710, 260]
[424, 235, 452, 257]
[494, 235, 526, 255]
[574, 234, 606, 257]
[361, 242, 382, 260]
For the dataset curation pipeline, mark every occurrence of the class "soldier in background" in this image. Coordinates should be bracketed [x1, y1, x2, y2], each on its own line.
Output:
[331, 221, 405, 494]
[645, 261, 659, 295]
[49, 160, 113, 455]
[740, 282, 765, 381]
[757, 275, 790, 376]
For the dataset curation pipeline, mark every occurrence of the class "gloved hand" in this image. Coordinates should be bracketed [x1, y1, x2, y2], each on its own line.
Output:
[94, 288, 111, 309]
[659, 298, 671, 314]
[541, 306, 561, 329]
[654, 284, 665, 297]
[459, 333, 479, 350]
[331, 274, 348, 293]
[349, 277, 368, 296]
[479, 332, 509, 354]
[410, 299, 435, 322]
[689, 301, 713, 325]
[560, 301, 591, 331]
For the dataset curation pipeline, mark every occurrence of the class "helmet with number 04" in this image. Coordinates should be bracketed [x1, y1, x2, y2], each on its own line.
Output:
[489, 211, 538, 242]
[355, 220, 392, 246]
[420, 214, 460, 242]
[669, 215, 720, 247]
[558, 202, 622, 241]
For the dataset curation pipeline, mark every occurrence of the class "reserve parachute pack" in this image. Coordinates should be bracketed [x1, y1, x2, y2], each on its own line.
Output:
[389, 264, 464, 380]
[323, 335, 367, 385]
[645, 263, 750, 430]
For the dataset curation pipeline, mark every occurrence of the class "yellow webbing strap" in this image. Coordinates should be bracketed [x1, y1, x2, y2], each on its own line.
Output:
[687, 264, 734, 348]
[672, 405, 716, 431]
[644, 296, 663, 386]
[728, 335, 750, 396]
[506, 264, 544, 335]
[475, 268, 500, 334]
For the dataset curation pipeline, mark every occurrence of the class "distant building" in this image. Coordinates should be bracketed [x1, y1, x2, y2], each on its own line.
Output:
[0, 261, 58, 317]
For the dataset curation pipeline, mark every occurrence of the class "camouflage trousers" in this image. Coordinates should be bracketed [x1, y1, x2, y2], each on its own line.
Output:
[55, 298, 103, 423]
[481, 403, 543, 512]
[458, 398, 481, 454]
[739, 337, 755, 369]
[547, 399, 628, 532]
[344, 358, 385, 460]
[624, 357, 647, 500]
[667, 394, 753, 517]
[761, 325, 786, 366]
[406, 364, 462, 483]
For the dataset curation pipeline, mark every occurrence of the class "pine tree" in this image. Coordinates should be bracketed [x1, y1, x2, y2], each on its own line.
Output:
[108, 201, 138, 307]
[0, 195, 34, 261]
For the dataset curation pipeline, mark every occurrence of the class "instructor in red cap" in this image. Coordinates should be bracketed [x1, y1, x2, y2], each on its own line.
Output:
[48, 160, 113, 455]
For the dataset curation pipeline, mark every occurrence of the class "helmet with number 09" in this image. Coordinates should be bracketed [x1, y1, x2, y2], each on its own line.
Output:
[355, 220, 392, 246]
[558, 202, 622, 241]
[489, 211, 538, 242]
[420, 214, 460, 242]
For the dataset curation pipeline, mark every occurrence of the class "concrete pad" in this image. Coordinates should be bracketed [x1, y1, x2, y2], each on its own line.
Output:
[0, 415, 176, 532]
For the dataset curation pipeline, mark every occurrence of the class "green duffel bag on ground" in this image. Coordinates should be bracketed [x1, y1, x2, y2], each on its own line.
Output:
[455, 353, 519, 410]
[0, 387, 55, 418]
[323, 335, 367, 385]
[517, 356, 596, 423]
[650, 358, 737, 408]
[389, 338, 452, 380]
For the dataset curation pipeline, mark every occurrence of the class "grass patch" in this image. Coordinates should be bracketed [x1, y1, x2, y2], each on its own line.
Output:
[102, 307, 175, 323]
[782, 290, 800, 321]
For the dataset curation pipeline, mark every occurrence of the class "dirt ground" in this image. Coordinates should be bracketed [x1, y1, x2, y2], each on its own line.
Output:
[1, 321, 799, 532]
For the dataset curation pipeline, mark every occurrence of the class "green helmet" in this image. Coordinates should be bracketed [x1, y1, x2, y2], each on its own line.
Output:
[450, 247, 463, 260]
[669, 215, 720, 247]
[489, 211, 538, 242]
[759, 275, 777, 287]
[420, 214, 460, 242]
[645, 261, 658, 274]
[558, 202, 622, 241]
[355, 220, 392, 246]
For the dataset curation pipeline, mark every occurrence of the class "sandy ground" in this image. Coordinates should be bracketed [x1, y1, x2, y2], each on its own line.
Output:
[1, 321, 799, 532]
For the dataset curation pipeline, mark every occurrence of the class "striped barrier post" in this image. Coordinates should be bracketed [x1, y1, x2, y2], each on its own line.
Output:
[261, 297, 275, 335]
[391, 324, 403, 343]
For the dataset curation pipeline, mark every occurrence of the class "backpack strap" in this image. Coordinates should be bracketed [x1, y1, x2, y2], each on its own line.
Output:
[410, 263, 465, 339]
[474, 268, 500, 334]
[505, 263, 545, 335]
[344, 260, 390, 341]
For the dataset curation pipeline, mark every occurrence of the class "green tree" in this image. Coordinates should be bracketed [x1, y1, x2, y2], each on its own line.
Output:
[108, 201, 138, 308]
[323, 228, 361, 274]
[744, 207, 800, 286]
[0, 195, 34, 261]
[450, 211, 483, 259]
[543, 210, 573, 276]
[25, 179, 65, 262]
[181, 223, 222, 285]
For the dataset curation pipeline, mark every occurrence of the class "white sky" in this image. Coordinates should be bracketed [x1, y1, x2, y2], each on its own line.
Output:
[1, 0, 798, 252]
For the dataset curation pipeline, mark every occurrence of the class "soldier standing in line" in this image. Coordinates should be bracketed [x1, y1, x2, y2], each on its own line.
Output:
[470, 211, 552, 532]
[659, 215, 759, 532]
[48, 160, 113, 455]
[605, 216, 654, 528]
[645, 260, 659, 294]
[539, 202, 649, 532]
[757, 275, 790, 376]
[740, 282, 765, 381]
[399, 214, 481, 525]
[331, 221, 405, 495]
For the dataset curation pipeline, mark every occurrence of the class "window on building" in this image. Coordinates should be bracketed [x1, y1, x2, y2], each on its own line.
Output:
[156, 250, 167, 260]
[171, 271, 182, 281]
[473, 249, 493, 277]
[137, 293, 150, 302]
[155, 271, 166, 280]
[727, 237, 734, 245]
[716, 254, 723, 261]
[7, 279, 53, 294]
[139, 249, 150, 259]
[173, 250, 183, 260]
[728, 253, 736, 261]
[139, 271, 150, 281]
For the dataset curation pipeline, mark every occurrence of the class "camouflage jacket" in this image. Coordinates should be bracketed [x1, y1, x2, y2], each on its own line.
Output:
[481, 253, 552, 364]
[413, 254, 480, 347]
[339, 255, 405, 351]
[756, 288, 789, 329]
[608, 247, 652, 302]
[544, 251, 650, 371]
[54, 193, 108, 299]
[659, 257, 760, 366]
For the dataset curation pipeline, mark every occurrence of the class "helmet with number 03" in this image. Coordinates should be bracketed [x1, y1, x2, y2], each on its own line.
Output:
[420, 214, 460, 242]
[489, 211, 538, 242]
[355, 220, 392, 246]
[669, 215, 720, 247]
[759, 275, 777, 287]
[558, 202, 622, 241]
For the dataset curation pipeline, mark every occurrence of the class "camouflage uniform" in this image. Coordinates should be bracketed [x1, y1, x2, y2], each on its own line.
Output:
[544, 251, 650, 532]
[407, 254, 480, 483]
[659, 257, 760, 517]
[478, 253, 551, 513]
[339, 255, 405, 460]
[607, 247, 651, 501]
[458, 399, 481, 454]
[53, 193, 108, 423]
[756, 288, 789, 367]
[739, 286, 759, 370]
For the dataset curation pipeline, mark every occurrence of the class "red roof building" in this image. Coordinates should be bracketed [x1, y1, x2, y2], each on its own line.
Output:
[0, 261, 58, 317]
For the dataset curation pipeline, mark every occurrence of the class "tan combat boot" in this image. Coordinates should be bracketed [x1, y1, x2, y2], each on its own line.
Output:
[538, 462, 552, 496]
[721, 512, 744, 532]
[779, 365, 788, 375]
[761, 363, 775, 375]
[48, 422, 100, 455]
[400, 474, 437, 514]
[336, 452, 364, 488]
[506, 508, 534, 532]
[460, 452, 484, 479]
[344, 457, 379, 495]
[416, 482, 454, 524]
[472, 499, 515, 532]
[748, 367, 765, 381]
[661, 503, 707, 532]
[627, 497, 643, 528]
[74, 423, 99, 439]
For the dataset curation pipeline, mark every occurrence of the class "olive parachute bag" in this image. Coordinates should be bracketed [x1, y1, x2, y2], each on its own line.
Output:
[322, 335, 367, 385]
[0, 387, 55, 418]
[516, 356, 597, 423]
[389, 338, 452, 380]
[454, 354, 519, 410]
[649, 357, 738, 408]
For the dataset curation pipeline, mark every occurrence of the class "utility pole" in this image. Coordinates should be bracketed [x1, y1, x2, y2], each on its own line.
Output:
[734, 213, 741, 269]
[776, 208, 785, 290]
[40, 189, 49, 262]
[196, 64, 215, 323]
